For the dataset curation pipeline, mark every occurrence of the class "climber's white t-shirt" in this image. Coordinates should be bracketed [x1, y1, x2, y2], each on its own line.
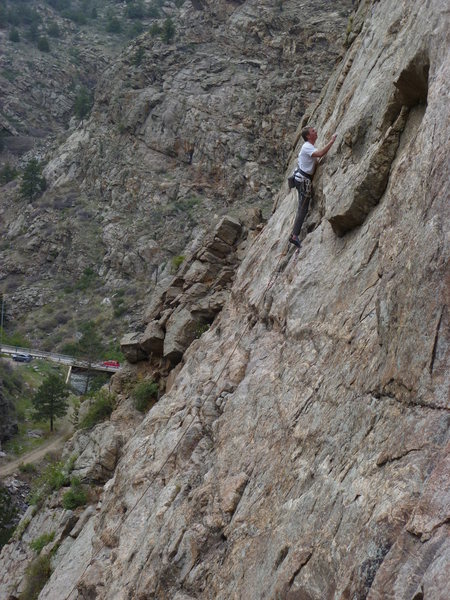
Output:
[298, 142, 317, 175]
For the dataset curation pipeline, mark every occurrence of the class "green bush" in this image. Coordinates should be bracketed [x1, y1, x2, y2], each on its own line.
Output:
[29, 460, 69, 506]
[37, 37, 50, 52]
[78, 390, 115, 429]
[19, 553, 51, 600]
[162, 17, 175, 43]
[62, 9, 87, 25]
[106, 17, 122, 33]
[62, 477, 87, 510]
[73, 86, 93, 121]
[132, 380, 159, 413]
[127, 22, 144, 38]
[20, 158, 47, 200]
[13, 517, 31, 542]
[126, 2, 145, 19]
[149, 22, 161, 36]
[19, 463, 37, 474]
[132, 46, 145, 66]
[47, 21, 61, 38]
[74, 266, 97, 290]
[0, 163, 18, 184]
[147, 6, 160, 19]
[9, 28, 20, 42]
[170, 254, 185, 273]
[30, 531, 55, 554]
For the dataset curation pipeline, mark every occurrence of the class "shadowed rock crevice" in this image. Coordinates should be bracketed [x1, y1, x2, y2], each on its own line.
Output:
[327, 51, 429, 237]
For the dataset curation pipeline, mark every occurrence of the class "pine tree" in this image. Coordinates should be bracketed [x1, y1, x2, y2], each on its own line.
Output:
[162, 17, 175, 43]
[9, 28, 20, 43]
[20, 159, 47, 200]
[32, 374, 69, 432]
[74, 85, 93, 120]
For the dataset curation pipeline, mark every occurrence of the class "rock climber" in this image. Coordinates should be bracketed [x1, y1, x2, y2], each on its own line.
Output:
[289, 126, 337, 249]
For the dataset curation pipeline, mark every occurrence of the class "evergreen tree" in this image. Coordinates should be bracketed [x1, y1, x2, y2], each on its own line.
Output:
[20, 158, 47, 200]
[74, 85, 93, 120]
[37, 36, 50, 52]
[27, 23, 39, 42]
[71, 321, 105, 393]
[106, 17, 122, 33]
[9, 28, 20, 42]
[32, 374, 69, 432]
[132, 46, 145, 66]
[162, 17, 175, 43]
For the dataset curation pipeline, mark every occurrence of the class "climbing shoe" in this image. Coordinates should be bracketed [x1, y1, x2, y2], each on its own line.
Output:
[289, 235, 301, 249]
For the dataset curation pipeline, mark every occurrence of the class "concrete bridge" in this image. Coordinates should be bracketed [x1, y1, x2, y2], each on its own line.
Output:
[0, 344, 120, 382]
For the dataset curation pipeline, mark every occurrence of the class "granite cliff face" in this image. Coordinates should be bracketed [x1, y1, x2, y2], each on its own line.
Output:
[0, 0, 352, 346]
[1, 0, 449, 598]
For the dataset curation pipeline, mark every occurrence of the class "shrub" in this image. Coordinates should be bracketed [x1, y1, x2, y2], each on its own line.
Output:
[19, 463, 37, 474]
[78, 390, 115, 430]
[13, 517, 31, 542]
[147, 6, 160, 19]
[195, 323, 210, 338]
[30, 531, 55, 554]
[9, 28, 20, 42]
[62, 9, 87, 25]
[0, 163, 18, 184]
[73, 85, 93, 121]
[27, 23, 39, 42]
[19, 553, 51, 600]
[62, 477, 87, 510]
[74, 266, 97, 290]
[132, 46, 145, 66]
[149, 22, 161, 36]
[37, 37, 50, 52]
[127, 22, 144, 38]
[20, 158, 47, 200]
[132, 380, 158, 413]
[106, 17, 122, 33]
[126, 2, 145, 19]
[170, 255, 185, 273]
[47, 21, 61, 38]
[162, 17, 175, 43]
[29, 460, 69, 506]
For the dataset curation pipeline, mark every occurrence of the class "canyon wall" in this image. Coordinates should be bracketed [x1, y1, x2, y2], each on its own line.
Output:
[0, 0, 448, 598]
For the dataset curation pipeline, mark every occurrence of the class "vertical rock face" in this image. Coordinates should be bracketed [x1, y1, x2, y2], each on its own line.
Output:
[0, 0, 353, 344]
[1, 1, 449, 599]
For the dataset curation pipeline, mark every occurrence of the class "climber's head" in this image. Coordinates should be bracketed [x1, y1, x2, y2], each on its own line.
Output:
[301, 126, 318, 144]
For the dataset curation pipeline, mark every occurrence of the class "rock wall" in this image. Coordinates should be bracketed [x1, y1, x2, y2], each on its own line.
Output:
[0, 0, 353, 347]
[0, 0, 449, 598]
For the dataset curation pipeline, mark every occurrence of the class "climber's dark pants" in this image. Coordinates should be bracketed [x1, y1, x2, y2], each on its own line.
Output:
[292, 177, 312, 236]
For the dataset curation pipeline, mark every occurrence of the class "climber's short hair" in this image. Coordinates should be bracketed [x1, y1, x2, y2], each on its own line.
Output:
[301, 126, 312, 142]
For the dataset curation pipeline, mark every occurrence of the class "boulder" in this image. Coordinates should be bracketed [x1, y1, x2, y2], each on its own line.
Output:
[213, 216, 242, 246]
[120, 332, 147, 363]
[163, 307, 200, 362]
[140, 320, 165, 356]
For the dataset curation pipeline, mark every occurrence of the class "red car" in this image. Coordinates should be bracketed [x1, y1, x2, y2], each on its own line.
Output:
[102, 360, 120, 368]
